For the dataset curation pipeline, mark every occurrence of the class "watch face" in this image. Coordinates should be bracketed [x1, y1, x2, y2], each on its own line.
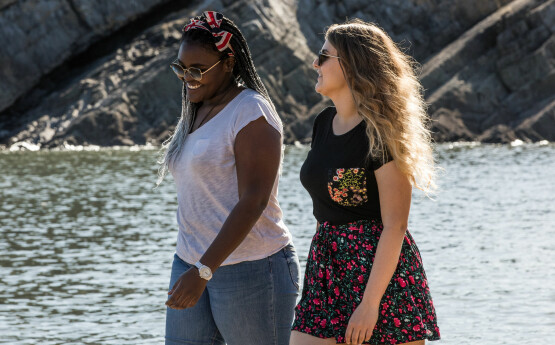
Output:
[199, 267, 212, 280]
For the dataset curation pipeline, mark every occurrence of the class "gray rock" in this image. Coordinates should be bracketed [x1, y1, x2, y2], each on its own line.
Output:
[1, 0, 554, 148]
[0, 0, 173, 113]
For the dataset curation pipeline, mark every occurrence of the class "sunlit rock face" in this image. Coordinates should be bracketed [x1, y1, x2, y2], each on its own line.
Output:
[0, 0, 553, 149]
[421, 0, 555, 143]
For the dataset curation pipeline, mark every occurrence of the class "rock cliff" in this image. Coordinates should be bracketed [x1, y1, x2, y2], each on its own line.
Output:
[0, 0, 553, 149]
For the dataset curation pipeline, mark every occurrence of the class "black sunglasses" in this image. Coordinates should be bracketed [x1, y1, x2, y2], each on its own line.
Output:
[317, 50, 340, 66]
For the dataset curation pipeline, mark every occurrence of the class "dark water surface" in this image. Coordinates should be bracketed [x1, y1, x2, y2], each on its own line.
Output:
[1, 143, 554, 344]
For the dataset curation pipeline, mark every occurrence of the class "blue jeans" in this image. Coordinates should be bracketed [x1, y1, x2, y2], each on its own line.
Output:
[165, 244, 300, 345]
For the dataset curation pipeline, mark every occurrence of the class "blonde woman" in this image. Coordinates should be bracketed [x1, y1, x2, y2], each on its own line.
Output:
[291, 20, 440, 345]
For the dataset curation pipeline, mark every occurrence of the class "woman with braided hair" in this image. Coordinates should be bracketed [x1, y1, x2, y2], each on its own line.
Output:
[159, 11, 299, 345]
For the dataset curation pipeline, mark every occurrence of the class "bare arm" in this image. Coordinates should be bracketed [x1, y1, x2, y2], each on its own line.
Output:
[361, 161, 411, 307]
[199, 116, 282, 270]
[345, 160, 412, 344]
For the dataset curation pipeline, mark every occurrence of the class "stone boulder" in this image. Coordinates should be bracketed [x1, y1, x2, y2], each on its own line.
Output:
[0, 0, 175, 114]
[0, 0, 323, 147]
[1, 0, 553, 148]
[423, 0, 555, 142]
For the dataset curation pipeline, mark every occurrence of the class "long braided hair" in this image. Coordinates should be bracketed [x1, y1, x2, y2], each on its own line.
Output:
[157, 12, 273, 184]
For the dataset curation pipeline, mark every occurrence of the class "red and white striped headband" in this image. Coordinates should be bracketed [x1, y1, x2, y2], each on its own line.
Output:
[183, 11, 234, 57]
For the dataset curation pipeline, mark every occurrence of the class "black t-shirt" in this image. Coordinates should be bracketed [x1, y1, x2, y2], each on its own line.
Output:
[300, 107, 392, 225]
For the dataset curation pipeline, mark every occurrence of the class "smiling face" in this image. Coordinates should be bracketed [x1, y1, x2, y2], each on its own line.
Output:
[177, 40, 235, 104]
[312, 40, 348, 98]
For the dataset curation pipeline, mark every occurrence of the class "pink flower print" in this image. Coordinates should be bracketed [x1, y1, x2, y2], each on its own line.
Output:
[394, 318, 401, 327]
[318, 270, 323, 278]
[331, 317, 339, 325]
[334, 286, 340, 296]
[407, 304, 413, 312]
[398, 278, 407, 287]
[413, 324, 421, 332]
[346, 262, 352, 270]
[333, 176, 338, 181]
[409, 276, 415, 285]
[313, 298, 321, 305]
[353, 168, 359, 174]
[348, 234, 353, 240]
[353, 286, 360, 293]
[401, 329, 408, 334]
[326, 269, 331, 280]
[320, 319, 327, 327]
[348, 225, 359, 231]
[361, 266, 367, 272]
[358, 275, 364, 283]
[359, 225, 364, 233]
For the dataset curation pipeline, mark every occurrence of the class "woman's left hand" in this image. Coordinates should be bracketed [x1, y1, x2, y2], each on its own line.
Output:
[344, 303, 379, 344]
[165, 268, 208, 310]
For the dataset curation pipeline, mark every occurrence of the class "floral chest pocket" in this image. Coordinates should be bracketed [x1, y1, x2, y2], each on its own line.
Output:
[327, 168, 368, 207]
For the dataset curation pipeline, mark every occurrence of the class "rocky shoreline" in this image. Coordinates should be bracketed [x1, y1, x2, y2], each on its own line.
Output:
[0, 0, 553, 149]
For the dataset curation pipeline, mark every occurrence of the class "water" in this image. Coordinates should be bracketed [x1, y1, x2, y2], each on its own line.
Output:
[1, 143, 554, 344]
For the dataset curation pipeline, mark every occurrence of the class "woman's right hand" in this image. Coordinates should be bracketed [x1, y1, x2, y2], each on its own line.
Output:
[166, 268, 208, 310]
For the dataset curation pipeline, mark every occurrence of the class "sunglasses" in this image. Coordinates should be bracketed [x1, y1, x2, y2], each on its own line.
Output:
[317, 50, 340, 66]
[170, 59, 222, 81]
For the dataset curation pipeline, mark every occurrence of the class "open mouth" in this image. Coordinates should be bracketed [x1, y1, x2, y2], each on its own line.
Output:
[187, 83, 201, 90]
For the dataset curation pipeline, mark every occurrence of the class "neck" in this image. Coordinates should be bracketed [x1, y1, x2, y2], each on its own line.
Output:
[329, 87, 359, 122]
[204, 77, 237, 107]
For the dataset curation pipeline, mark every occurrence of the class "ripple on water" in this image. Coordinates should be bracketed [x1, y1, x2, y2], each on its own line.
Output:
[1, 144, 554, 344]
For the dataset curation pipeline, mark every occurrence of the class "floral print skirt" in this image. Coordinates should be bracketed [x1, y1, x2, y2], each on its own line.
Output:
[292, 219, 440, 344]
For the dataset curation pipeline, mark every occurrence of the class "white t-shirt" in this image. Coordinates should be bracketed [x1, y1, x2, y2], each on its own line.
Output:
[170, 89, 292, 266]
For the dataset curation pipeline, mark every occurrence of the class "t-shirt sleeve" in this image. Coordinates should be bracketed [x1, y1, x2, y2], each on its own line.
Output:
[232, 94, 283, 138]
[370, 147, 393, 170]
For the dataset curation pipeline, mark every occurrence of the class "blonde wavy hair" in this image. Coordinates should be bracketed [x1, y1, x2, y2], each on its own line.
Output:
[326, 19, 437, 193]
